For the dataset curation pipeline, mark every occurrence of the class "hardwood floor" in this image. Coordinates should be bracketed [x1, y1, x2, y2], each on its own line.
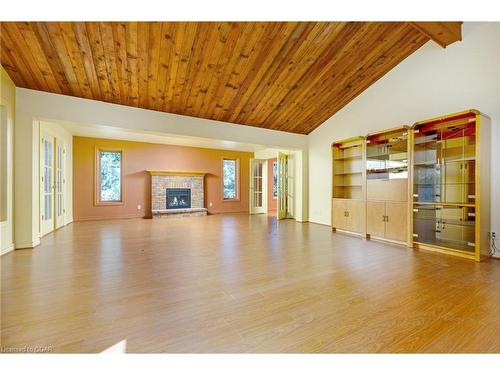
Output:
[2, 214, 500, 353]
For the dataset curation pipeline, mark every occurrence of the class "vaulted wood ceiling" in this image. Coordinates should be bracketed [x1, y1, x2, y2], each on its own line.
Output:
[0, 22, 456, 134]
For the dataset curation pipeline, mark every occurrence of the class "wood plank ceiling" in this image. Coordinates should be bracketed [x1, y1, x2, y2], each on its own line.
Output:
[0, 22, 435, 134]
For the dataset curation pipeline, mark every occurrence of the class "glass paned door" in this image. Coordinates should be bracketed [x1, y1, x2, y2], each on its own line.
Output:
[413, 119, 476, 204]
[277, 153, 288, 220]
[55, 141, 65, 229]
[40, 133, 55, 236]
[249, 159, 266, 214]
[413, 204, 475, 253]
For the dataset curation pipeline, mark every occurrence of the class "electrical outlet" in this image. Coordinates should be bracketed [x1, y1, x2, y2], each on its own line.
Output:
[490, 232, 499, 257]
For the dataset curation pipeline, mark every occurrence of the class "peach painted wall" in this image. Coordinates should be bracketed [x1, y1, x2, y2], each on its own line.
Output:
[73, 136, 253, 221]
[267, 158, 277, 211]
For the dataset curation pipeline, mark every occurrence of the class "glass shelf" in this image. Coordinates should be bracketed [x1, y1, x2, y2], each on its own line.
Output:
[367, 168, 408, 173]
[367, 155, 407, 161]
[367, 170, 408, 180]
[412, 201, 476, 207]
[412, 183, 475, 204]
[366, 128, 408, 181]
[334, 155, 362, 161]
[414, 159, 475, 167]
[334, 171, 363, 175]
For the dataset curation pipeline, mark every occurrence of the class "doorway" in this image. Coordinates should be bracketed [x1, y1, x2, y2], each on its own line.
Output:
[249, 158, 267, 214]
[249, 152, 292, 220]
[277, 152, 288, 219]
[40, 130, 66, 236]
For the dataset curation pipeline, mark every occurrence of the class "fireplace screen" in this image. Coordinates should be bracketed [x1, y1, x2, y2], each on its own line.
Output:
[166, 188, 191, 209]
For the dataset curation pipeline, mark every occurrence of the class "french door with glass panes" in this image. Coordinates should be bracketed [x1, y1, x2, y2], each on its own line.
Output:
[249, 159, 267, 214]
[40, 132, 55, 236]
[277, 152, 288, 219]
[55, 141, 65, 229]
[40, 133, 65, 235]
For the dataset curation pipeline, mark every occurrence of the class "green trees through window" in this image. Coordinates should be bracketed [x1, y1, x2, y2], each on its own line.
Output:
[100, 151, 121, 202]
[223, 159, 237, 199]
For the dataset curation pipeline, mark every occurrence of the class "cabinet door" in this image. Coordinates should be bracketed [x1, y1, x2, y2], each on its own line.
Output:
[345, 200, 364, 233]
[438, 206, 475, 251]
[332, 199, 346, 230]
[366, 201, 385, 238]
[385, 202, 407, 242]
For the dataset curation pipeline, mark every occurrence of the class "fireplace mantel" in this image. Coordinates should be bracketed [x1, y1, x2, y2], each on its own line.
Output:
[147, 170, 207, 177]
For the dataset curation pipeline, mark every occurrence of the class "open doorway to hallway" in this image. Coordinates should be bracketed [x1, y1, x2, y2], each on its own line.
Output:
[39, 121, 72, 237]
[248, 156, 280, 217]
[249, 149, 297, 220]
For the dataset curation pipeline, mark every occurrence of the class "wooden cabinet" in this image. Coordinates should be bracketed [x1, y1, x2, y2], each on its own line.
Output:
[329, 110, 489, 261]
[365, 127, 410, 245]
[332, 137, 366, 235]
[412, 109, 490, 261]
[332, 137, 365, 200]
[346, 200, 364, 233]
[367, 201, 407, 242]
[331, 198, 365, 234]
[366, 201, 385, 237]
[385, 202, 407, 242]
[332, 199, 347, 230]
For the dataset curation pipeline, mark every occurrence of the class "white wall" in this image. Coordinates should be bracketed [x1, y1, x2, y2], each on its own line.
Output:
[308, 23, 500, 251]
[14, 88, 307, 248]
[17, 88, 307, 150]
[0, 66, 15, 255]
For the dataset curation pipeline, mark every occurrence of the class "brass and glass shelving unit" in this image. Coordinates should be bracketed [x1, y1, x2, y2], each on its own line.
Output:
[331, 136, 366, 236]
[365, 127, 411, 245]
[411, 110, 491, 261]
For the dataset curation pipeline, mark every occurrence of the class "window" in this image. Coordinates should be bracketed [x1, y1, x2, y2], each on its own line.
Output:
[96, 149, 122, 204]
[222, 158, 238, 200]
[273, 161, 278, 198]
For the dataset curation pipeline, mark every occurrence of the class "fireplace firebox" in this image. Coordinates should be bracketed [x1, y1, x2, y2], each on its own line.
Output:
[166, 188, 191, 209]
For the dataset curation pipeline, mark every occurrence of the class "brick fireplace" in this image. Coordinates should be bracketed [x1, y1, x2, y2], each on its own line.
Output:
[148, 171, 208, 218]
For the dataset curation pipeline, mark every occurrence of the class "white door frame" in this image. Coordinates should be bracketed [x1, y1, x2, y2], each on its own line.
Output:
[249, 158, 267, 214]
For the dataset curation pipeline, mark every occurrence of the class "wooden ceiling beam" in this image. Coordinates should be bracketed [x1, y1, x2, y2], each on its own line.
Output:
[409, 22, 462, 48]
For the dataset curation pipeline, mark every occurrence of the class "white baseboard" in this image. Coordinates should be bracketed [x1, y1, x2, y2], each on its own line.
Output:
[15, 238, 41, 250]
[307, 219, 330, 226]
[0, 243, 15, 256]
